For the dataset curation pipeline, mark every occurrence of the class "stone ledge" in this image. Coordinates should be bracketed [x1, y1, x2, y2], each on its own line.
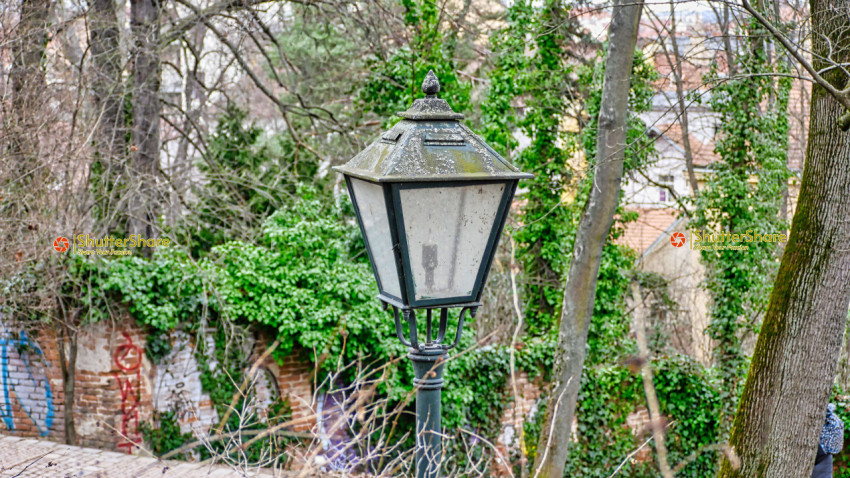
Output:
[0, 434, 281, 477]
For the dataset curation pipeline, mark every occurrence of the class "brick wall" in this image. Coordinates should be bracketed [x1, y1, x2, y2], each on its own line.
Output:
[492, 370, 544, 475]
[74, 316, 152, 451]
[253, 343, 315, 433]
[0, 322, 65, 442]
[0, 314, 315, 453]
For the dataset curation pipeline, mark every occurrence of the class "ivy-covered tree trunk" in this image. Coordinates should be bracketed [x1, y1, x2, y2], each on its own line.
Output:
[129, 0, 162, 246]
[717, 1, 850, 475]
[90, 0, 128, 234]
[531, 0, 643, 475]
[696, 15, 792, 436]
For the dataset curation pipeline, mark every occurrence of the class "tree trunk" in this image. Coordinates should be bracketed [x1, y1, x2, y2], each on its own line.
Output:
[717, 0, 850, 475]
[129, 0, 162, 248]
[4, 0, 49, 237]
[530, 0, 643, 476]
[90, 0, 129, 233]
[10, 0, 48, 117]
[56, 322, 78, 445]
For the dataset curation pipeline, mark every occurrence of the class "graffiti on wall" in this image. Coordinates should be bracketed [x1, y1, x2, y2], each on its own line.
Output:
[151, 331, 287, 434]
[0, 330, 54, 436]
[152, 331, 218, 434]
[113, 332, 143, 453]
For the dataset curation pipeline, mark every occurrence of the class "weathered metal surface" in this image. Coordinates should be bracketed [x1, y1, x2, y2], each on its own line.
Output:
[333, 71, 532, 183]
[409, 346, 448, 478]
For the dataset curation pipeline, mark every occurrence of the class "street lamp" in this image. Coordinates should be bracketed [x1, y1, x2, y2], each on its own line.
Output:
[334, 70, 531, 478]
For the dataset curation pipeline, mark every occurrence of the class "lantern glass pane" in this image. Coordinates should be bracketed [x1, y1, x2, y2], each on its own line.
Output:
[349, 178, 402, 298]
[399, 182, 506, 301]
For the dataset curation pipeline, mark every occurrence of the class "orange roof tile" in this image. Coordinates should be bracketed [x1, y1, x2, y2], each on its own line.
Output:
[617, 208, 680, 253]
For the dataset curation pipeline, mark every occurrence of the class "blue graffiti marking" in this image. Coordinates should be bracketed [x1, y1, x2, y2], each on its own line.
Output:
[0, 331, 54, 436]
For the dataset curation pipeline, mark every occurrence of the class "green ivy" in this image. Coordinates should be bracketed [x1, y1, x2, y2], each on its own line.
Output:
[358, 0, 471, 127]
[480, 0, 657, 338]
[525, 356, 722, 477]
[195, 323, 246, 419]
[697, 19, 793, 431]
[145, 330, 173, 365]
[139, 410, 194, 458]
[103, 248, 208, 331]
[208, 188, 404, 378]
[495, 0, 585, 335]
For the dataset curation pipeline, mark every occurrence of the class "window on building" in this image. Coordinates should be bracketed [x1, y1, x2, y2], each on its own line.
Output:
[658, 175, 675, 203]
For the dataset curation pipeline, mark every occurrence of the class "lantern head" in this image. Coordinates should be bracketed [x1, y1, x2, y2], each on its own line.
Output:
[334, 70, 531, 310]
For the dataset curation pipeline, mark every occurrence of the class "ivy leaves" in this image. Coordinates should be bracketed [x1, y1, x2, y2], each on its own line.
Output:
[560, 357, 722, 478]
[101, 187, 396, 370]
[103, 249, 208, 331]
[696, 21, 793, 427]
[211, 193, 394, 363]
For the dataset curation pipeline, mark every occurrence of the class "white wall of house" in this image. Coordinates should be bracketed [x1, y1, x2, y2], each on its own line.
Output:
[622, 133, 690, 208]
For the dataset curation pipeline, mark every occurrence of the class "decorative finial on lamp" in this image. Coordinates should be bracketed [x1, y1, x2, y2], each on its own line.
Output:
[422, 70, 440, 97]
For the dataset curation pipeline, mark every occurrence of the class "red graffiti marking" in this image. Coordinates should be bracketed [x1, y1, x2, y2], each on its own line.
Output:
[114, 331, 142, 372]
[113, 332, 142, 454]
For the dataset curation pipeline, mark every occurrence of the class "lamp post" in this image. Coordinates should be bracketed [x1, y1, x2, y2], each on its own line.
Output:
[333, 70, 531, 478]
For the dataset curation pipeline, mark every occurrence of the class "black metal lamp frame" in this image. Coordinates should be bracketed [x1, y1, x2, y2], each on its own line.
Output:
[381, 300, 479, 478]
[335, 72, 531, 478]
[346, 178, 518, 309]
[347, 175, 515, 478]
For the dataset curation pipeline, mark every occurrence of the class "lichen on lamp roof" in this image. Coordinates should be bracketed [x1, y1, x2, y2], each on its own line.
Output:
[333, 70, 532, 183]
